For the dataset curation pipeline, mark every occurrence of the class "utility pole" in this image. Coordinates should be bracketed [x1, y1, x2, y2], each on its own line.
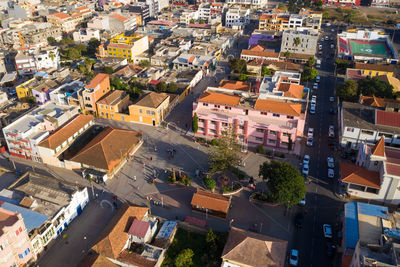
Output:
[259, 222, 263, 233]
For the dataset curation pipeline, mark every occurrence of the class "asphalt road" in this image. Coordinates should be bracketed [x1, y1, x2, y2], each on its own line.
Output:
[292, 25, 345, 267]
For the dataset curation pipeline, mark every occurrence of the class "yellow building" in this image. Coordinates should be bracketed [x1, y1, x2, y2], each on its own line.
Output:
[15, 78, 35, 100]
[106, 33, 149, 62]
[355, 63, 396, 77]
[96, 90, 130, 121]
[128, 92, 170, 126]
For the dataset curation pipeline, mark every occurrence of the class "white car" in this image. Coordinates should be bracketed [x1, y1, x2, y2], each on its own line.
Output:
[331, 28, 335, 32]
[328, 168, 334, 178]
[302, 164, 309, 176]
[323, 224, 333, 238]
[330, 44, 334, 49]
[329, 96, 335, 102]
[299, 195, 306, 206]
[311, 95, 317, 104]
[307, 128, 314, 137]
[289, 249, 299, 266]
[316, 76, 320, 83]
[310, 105, 316, 114]
[303, 155, 310, 165]
[329, 125, 335, 137]
[319, 44, 322, 50]
[327, 157, 335, 168]
[307, 137, 313, 147]
[325, 36, 329, 41]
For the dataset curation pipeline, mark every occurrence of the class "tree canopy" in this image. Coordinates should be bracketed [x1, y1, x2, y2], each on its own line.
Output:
[209, 127, 241, 173]
[259, 161, 306, 207]
[192, 113, 198, 133]
[306, 56, 315, 67]
[336, 80, 358, 102]
[301, 67, 318, 81]
[336, 77, 394, 102]
[175, 248, 194, 267]
[229, 58, 247, 74]
[47, 36, 57, 45]
[238, 73, 248, 81]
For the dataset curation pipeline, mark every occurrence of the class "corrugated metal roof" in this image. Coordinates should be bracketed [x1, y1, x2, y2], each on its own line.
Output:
[357, 202, 389, 219]
[344, 202, 359, 249]
[0, 201, 48, 232]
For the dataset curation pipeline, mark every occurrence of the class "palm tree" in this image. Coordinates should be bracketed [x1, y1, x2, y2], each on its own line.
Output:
[48, 51, 56, 61]
[283, 51, 291, 61]
[294, 37, 301, 46]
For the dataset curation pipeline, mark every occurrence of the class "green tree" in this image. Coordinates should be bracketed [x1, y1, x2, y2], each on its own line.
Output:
[84, 57, 95, 72]
[336, 80, 358, 102]
[204, 177, 216, 191]
[88, 38, 100, 56]
[238, 73, 248, 81]
[111, 77, 128, 91]
[175, 248, 194, 267]
[278, 3, 287, 10]
[301, 67, 318, 81]
[75, 43, 87, 54]
[155, 81, 167, 92]
[66, 47, 81, 60]
[358, 77, 393, 98]
[209, 127, 241, 173]
[259, 161, 306, 207]
[283, 51, 291, 60]
[261, 66, 272, 76]
[47, 36, 57, 45]
[48, 51, 56, 61]
[288, 0, 296, 12]
[306, 56, 315, 67]
[228, 58, 247, 74]
[199, 19, 205, 24]
[294, 37, 301, 46]
[314, 0, 323, 7]
[167, 82, 178, 93]
[189, 19, 195, 24]
[61, 37, 74, 46]
[102, 66, 114, 74]
[206, 228, 217, 243]
[139, 60, 151, 68]
[192, 113, 198, 134]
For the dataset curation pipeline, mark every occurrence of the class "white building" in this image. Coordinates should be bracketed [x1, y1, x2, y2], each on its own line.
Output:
[225, 0, 267, 8]
[128, 218, 158, 244]
[0, 91, 8, 106]
[339, 102, 400, 150]
[33, 46, 60, 70]
[225, 8, 250, 29]
[73, 28, 100, 43]
[281, 28, 319, 56]
[2, 102, 79, 162]
[49, 80, 85, 106]
[198, 4, 211, 22]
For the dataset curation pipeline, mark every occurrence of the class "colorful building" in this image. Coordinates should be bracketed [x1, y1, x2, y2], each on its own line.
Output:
[0, 208, 36, 266]
[354, 63, 396, 77]
[97, 33, 149, 63]
[46, 12, 76, 33]
[79, 73, 111, 113]
[129, 92, 170, 126]
[96, 90, 130, 121]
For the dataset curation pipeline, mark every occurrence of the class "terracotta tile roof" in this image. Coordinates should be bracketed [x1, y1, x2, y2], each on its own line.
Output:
[377, 75, 400, 92]
[92, 204, 148, 259]
[134, 92, 169, 108]
[111, 13, 128, 22]
[281, 52, 314, 60]
[97, 90, 127, 106]
[259, 13, 273, 20]
[241, 49, 279, 59]
[191, 190, 230, 214]
[114, 64, 143, 77]
[69, 127, 142, 171]
[86, 73, 109, 90]
[76, 6, 89, 11]
[188, 56, 195, 63]
[346, 68, 365, 81]
[199, 91, 241, 106]
[128, 219, 150, 238]
[38, 114, 94, 150]
[117, 250, 156, 267]
[376, 110, 400, 128]
[254, 99, 302, 116]
[49, 12, 71, 20]
[355, 63, 396, 73]
[221, 227, 288, 267]
[359, 95, 385, 108]
[218, 80, 250, 91]
[278, 83, 304, 99]
[385, 147, 400, 177]
[371, 137, 386, 157]
[341, 161, 381, 189]
[19, 196, 34, 208]
[249, 45, 266, 51]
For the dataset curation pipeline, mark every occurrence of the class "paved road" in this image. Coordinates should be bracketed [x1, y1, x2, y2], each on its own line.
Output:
[292, 25, 345, 267]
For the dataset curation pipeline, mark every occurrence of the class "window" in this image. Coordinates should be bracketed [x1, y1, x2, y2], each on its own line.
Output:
[210, 121, 217, 125]
[273, 113, 280, 117]
[366, 187, 379, 194]
[199, 127, 205, 132]
[261, 112, 268, 115]
[282, 133, 290, 137]
[15, 227, 22, 236]
[214, 105, 220, 108]
[199, 119, 205, 123]
[243, 109, 248, 115]
[100, 112, 104, 116]
[146, 110, 152, 115]
[18, 254, 23, 259]
[225, 106, 231, 110]
[346, 127, 354, 132]
[361, 130, 374, 136]
[255, 137, 263, 142]
[268, 139, 276, 144]
[239, 125, 244, 130]
[202, 103, 208, 106]
[139, 109, 142, 113]
[222, 122, 228, 127]
[121, 116, 124, 121]
[209, 129, 217, 134]
[256, 128, 264, 133]
[349, 184, 365, 191]
[269, 130, 277, 135]
[100, 105, 103, 108]
[287, 115, 294, 119]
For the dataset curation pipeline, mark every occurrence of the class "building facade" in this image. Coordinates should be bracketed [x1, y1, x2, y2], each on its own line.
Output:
[79, 73, 111, 113]
[281, 28, 318, 55]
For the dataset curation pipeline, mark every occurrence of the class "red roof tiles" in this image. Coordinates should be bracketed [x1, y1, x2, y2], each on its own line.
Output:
[375, 110, 400, 128]
[371, 137, 385, 158]
[341, 161, 381, 189]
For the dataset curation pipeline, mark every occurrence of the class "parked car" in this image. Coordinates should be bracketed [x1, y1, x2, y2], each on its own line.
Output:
[299, 195, 306, 206]
[323, 224, 333, 238]
[289, 249, 299, 266]
[307, 137, 313, 147]
[295, 213, 304, 228]
[308, 128, 314, 137]
[325, 36, 329, 41]
[310, 104, 316, 114]
[313, 83, 318, 90]
[311, 95, 317, 104]
[329, 107, 336, 115]
[329, 125, 335, 137]
[316, 76, 320, 83]
[327, 157, 335, 168]
[319, 44, 323, 50]
[329, 96, 334, 102]
[302, 164, 309, 176]
[303, 154, 310, 165]
[328, 168, 334, 178]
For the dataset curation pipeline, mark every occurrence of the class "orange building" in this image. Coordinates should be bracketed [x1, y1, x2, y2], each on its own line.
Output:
[79, 73, 111, 113]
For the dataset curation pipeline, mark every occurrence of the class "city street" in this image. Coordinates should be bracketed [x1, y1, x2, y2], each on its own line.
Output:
[292, 24, 345, 267]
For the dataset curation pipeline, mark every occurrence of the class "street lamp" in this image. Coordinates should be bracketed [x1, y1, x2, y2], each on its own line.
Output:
[83, 236, 87, 254]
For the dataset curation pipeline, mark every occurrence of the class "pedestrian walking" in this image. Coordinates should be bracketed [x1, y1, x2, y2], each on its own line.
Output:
[134, 176, 137, 181]
[150, 156, 153, 161]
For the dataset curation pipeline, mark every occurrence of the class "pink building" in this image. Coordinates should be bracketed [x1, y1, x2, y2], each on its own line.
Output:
[0, 208, 36, 266]
[193, 89, 306, 154]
